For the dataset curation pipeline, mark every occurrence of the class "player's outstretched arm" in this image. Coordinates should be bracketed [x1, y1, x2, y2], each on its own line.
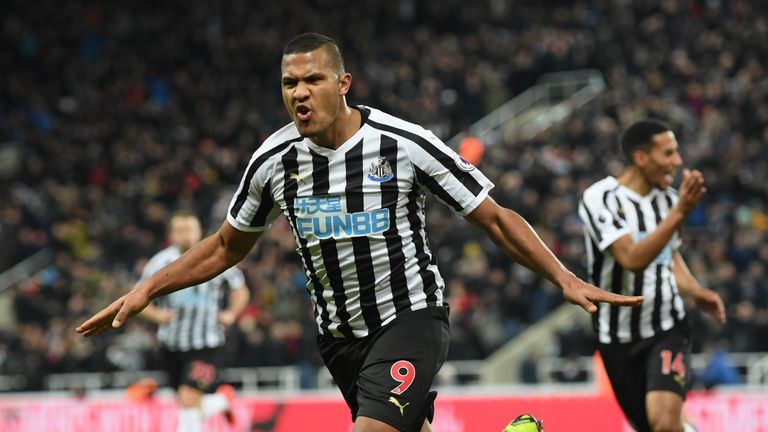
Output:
[466, 197, 643, 313]
[76, 221, 261, 336]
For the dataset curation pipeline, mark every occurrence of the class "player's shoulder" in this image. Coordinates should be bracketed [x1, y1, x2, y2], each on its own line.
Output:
[364, 106, 436, 141]
[150, 245, 179, 261]
[223, 265, 245, 278]
[583, 176, 619, 200]
[145, 246, 179, 269]
[253, 122, 303, 157]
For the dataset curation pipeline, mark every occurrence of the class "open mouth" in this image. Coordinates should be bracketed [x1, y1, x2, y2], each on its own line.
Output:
[296, 105, 311, 122]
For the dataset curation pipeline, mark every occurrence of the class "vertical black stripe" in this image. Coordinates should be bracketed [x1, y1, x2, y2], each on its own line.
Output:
[311, 150, 355, 338]
[664, 193, 673, 212]
[628, 199, 646, 232]
[612, 191, 626, 222]
[651, 264, 664, 334]
[664, 192, 685, 323]
[249, 179, 275, 227]
[345, 140, 382, 330]
[406, 188, 439, 305]
[282, 147, 333, 334]
[628, 199, 645, 341]
[380, 136, 412, 312]
[608, 263, 624, 343]
[651, 196, 663, 225]
[602, 191, 623, 229]
[589, 239, 604, 335]
[230, 138, 301, 218]
[579, 200, 604, 243]
[174, 308, 186, 349]
[650, 197, 665, 335]
[604, 186, 625, 341]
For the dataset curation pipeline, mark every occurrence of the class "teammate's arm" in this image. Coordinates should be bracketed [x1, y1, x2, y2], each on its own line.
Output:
[466, 196, 643, 313]
[609, 169, 706, 272]
[76, 221, 261, 336]
[672, 251, 726, 324]
[218, 284, 250, 326]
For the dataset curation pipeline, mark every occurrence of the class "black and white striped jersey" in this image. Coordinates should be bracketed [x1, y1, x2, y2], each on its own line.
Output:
[579, 176, 686, 344]
[142, 246, 246, 351]
[227, 106, 494, 338]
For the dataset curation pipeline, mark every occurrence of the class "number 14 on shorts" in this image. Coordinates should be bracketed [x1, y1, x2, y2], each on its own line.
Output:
[660, 350, 686, 378]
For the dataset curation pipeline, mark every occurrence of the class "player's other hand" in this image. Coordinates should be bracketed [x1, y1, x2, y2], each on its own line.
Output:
[560, 274, 643, 314]
[155, 308, 176, 324]
[75, 288, 151, 337]
[218, 310, 238, 327]
[694, 288, 726, 324]
[676, 169, 706, 214]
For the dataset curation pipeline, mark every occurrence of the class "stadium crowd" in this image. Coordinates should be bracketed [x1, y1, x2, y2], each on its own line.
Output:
[1, 0, 767, 390]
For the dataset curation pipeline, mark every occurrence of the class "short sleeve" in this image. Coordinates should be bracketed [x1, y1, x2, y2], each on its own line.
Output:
[227, 152, 282, 232]
[579, 190, 631, 251]
[409, 131, 494, 215]
[223, 266, 246, 289]
[141, 254, 168, 281]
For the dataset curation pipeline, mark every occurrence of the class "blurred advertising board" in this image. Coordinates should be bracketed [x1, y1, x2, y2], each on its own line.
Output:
[0, 390, 765, 431]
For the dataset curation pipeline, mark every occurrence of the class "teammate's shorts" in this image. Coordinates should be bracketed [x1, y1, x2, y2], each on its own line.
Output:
[318, 306, 450, 432]
[598, 324, 692, 432]
[160, 347, 221, 393]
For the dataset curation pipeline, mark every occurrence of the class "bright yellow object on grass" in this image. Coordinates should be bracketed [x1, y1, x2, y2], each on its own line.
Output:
[502, 413, 543, 432]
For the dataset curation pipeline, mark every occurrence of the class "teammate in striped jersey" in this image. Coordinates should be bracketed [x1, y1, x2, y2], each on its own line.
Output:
[78, 33, 642, 432]
[139, 211, 250, 432]
[579, 120, 725, 432]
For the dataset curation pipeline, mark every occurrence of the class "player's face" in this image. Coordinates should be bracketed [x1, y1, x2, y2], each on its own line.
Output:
[169, 216, 202, 251]
[639, 131, 683, 189]
[281, 48, 351, 139]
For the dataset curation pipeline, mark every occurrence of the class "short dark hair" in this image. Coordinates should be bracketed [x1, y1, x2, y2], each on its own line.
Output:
[282, 33, 345, 74]
[620, 119, 672, 162]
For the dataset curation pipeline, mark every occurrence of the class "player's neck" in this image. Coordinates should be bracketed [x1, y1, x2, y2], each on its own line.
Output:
[617, 167, 653, 196]
[310, 103, 361, 150]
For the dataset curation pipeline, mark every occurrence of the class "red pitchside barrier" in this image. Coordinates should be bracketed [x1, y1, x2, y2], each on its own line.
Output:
[0, 391, 766, 431]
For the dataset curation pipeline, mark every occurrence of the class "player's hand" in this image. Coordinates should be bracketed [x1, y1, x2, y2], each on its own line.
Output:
[560, 275, 644, 314]
[155, 308, 176, 324]
[676, 169, 706, 215]
[694, 288, 726, 324]
[218, 310, 238, 327]
[75, 288, 151, 337]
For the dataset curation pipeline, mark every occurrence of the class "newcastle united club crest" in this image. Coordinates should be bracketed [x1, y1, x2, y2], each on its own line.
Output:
[367, 156, 394, 182]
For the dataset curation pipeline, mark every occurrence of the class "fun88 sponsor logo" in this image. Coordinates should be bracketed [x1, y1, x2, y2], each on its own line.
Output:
[294, 195, 389, 239]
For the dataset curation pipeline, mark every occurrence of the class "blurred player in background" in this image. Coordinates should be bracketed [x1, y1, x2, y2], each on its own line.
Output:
[140, 211, 250, 432]
[78, 33, 643, 432]
[579, 120, 726, 432]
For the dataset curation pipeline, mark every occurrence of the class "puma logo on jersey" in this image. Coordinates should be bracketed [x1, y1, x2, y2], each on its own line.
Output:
[388, 397, 409, 416]
[289, 172, 304, 182]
